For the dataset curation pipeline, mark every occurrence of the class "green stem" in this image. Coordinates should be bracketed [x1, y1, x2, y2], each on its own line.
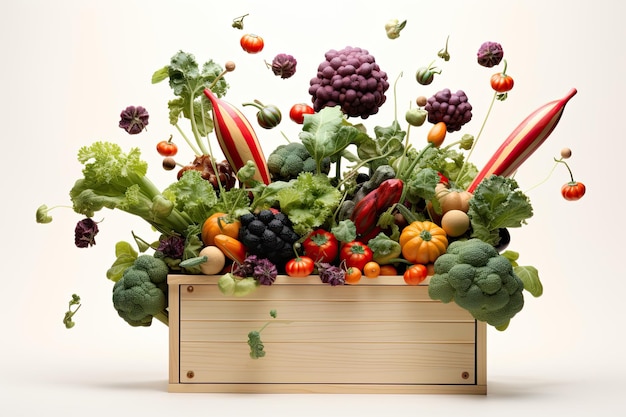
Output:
[398, 142, 434, 182]
[154, 310, 169, 327]
[392, 71, 403, 123]
[457, 91, 498, 184]
[174, 123, 202, 156]
[189, 93, 211, 155]
[199, 99, 225, 196]
[524, 160, 559, 194]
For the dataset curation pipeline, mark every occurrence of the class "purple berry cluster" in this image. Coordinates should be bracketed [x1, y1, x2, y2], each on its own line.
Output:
[309, 46, 389, 119]
[424, 89, 473, 132]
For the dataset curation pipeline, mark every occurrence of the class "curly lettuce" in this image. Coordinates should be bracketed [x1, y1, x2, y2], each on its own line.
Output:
[276, 172, 342, 236]
[468, 175, 533, 246]
[69, 141, 191, 234]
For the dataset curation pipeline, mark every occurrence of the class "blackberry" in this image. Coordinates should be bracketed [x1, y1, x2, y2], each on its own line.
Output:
[239, 210, 300, 267]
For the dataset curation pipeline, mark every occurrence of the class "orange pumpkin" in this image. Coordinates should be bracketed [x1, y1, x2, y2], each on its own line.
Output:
[201, 212, 241, 246]
[399, 221, 449, 264]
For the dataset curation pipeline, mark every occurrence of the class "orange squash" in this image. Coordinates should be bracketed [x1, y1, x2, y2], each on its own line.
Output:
[201, 212, 241, 246]
[399, 221, 448, 264]
[213, 234, 247, 264]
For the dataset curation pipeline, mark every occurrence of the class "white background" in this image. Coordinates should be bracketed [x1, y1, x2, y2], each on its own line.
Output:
[2, 0, 625, 415]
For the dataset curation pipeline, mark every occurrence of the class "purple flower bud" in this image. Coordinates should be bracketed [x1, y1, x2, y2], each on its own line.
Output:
[253, 258, 278, 285]
[74, 218, 99, 248]
[476, 42, 504, 68]
[233, 255, 258, 278]
[157, 235, 185, 259]
[119, 105, 149, 134]
[317, 262, 346, 286]
[270, 54, 297, 79]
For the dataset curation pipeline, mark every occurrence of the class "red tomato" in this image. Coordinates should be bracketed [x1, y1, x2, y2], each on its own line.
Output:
[302, 229, 338, 263]
[285, 256, 315, 277]
[404, 264, 428, 285]
[289, 103, 315, 124]
[339, 241, 373, 271]
[561, 181, 586, 201]
[156, 138, 178, 156]
[240, 34, 264, 54]
[490, 72, 514, 93]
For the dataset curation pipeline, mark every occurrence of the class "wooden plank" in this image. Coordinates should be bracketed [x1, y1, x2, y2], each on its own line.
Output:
[181, 299, 470, 322]
[168, 274, 427, 287]
[179, 341, 477, 385]
[181, 280, 432, 301]
[168, 383, 486, 395]
[168, 283, 181, 384]
[180, 320, 476, 343]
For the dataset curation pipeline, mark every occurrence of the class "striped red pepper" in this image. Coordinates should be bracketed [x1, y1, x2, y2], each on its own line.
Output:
[203, 88, 271, 184]
[467, 88, 577, 193]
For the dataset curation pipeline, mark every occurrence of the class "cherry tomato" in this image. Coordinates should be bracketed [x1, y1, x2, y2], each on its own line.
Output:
[490, 73, 514, 93]
[285, 256, 315, 278]
[345, 267, 362, 285]
[340, 241, 373, 271]
[156, 137, 178, 157]
[378, 264, 398, 276]
[363, 261, 381, 278]
[302, 229, 338, 263]
[289, 103, 315, 124]
[403, 264, 428, 285]
[240, 34, 264, 54]
[490, 59, 514, 93]
[561, 181, 586, 201]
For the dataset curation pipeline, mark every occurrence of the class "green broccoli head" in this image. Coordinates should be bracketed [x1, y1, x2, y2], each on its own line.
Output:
[428, 238, 524, 330]
[112, 255, 169, 327]
[267, 142, 330, 181]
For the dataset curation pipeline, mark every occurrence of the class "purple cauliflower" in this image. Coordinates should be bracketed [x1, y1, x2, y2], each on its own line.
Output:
[308, 46, 389, 119]
[424, 89, 473, 132]
[477, 42, 504, 68]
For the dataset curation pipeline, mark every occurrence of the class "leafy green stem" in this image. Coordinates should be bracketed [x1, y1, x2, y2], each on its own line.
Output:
[174, 123, 202, 156]
[457, 91, 498, 185]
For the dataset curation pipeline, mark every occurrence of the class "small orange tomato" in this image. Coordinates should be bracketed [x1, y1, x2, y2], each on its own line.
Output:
[345, 267, 362, 285]
[427, 122, 447, 147]
[363, 261, 381, 278]
[404, 264, 428, 285]
[379, 264, 398, 276]
[240, 33, 264, 54]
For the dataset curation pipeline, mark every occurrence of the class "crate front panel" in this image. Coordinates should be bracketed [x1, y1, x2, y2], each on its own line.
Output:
[172, 276, 481, 387]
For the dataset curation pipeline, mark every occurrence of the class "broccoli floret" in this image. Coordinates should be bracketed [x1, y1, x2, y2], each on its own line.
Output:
[266, 142, 330, 181]
[112, 254, 169, 327]
[428, 238, 524, 330]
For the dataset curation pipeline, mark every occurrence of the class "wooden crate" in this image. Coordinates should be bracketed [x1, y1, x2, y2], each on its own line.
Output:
[168, 274, 486, 394]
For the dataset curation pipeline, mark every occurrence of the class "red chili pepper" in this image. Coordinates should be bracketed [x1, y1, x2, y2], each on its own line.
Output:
[351, 179, 403, 239]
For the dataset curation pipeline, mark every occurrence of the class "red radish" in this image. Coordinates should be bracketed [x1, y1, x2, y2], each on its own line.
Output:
[467, 88, 577, 193]
[203, 88, 271, 184]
